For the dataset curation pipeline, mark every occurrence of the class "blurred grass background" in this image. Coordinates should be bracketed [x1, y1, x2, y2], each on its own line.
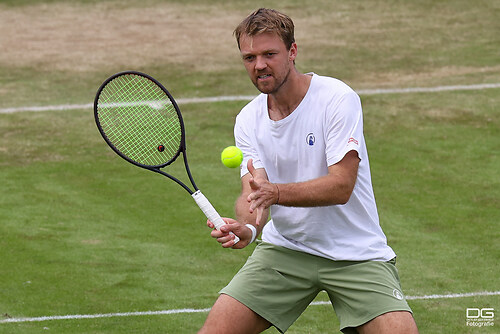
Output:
[0, 0, 499, 333]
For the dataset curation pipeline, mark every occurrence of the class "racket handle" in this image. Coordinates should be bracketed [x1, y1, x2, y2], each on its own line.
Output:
[192, 190, 240, 244]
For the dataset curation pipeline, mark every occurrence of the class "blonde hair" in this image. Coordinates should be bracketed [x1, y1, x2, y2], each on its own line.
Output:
[234, 8, 295, 50]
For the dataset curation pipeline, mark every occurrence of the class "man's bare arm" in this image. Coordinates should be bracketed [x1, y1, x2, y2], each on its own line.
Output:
[247, 150, 360, 212]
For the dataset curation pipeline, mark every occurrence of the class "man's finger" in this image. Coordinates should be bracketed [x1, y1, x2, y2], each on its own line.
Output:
[247, 158, 255, 176]
[255, 207, 263, 226]
[248, 177, 260, 191]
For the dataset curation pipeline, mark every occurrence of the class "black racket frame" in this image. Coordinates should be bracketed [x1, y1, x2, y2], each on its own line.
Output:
[94, 70, 198, 195]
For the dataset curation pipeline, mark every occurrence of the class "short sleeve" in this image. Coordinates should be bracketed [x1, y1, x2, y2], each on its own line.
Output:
[234, 111, 264, 177]
[325, 91, 364, 166]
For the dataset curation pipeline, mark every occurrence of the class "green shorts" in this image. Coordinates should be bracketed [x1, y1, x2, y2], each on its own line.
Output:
[220, 242, 412, 333]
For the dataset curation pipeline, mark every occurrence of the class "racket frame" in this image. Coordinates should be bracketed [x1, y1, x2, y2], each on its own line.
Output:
[94, 70, 198, 194]
[94, 71, 240, 244]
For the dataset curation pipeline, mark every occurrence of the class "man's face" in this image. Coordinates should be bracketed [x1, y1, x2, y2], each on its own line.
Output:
[239, 32, 297, 94]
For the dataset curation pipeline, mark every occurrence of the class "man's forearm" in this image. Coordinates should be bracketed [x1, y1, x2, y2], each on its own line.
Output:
[235, 193, 268, 233]
[275, 173, 353, 207]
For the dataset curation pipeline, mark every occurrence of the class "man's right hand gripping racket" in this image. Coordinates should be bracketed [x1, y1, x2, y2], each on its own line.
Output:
[94, 71, 240, 245]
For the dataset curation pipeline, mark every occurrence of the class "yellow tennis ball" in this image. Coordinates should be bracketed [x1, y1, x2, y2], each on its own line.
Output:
[221, 146, 243, 168]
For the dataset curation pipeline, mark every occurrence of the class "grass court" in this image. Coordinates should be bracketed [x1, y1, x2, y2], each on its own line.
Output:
[0, 0, 498, 333]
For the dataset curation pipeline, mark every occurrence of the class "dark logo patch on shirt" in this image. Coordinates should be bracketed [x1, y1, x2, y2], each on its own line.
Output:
[306, 133, 316, 146]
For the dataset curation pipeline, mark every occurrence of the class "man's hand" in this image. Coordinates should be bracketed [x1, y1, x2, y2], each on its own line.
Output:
[207, 218, 254, 249]
[246, 159, 279, 225]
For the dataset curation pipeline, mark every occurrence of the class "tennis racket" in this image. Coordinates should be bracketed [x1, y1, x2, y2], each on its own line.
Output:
[94, 70, 239, 244]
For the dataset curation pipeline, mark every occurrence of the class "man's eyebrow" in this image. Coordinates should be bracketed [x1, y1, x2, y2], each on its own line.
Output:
[241, 48, 280, 56]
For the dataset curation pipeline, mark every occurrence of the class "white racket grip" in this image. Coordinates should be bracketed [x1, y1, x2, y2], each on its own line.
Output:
[192, 190, 240, 244]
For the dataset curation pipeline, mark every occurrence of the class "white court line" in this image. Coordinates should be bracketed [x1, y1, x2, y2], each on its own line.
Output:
[0, 96, 256, 114]
[1, 291, 499, 324]
[1, 82, 500, 114]
[357, 82, 500, 95]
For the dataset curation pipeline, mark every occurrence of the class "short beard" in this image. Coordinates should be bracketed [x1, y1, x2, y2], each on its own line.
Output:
[254, 67, 291, 95]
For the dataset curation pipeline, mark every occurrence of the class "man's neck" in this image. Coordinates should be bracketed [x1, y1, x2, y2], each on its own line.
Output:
[267, 72, 312, 121]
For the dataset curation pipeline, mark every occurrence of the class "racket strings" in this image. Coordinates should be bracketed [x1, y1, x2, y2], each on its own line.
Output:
[97, 74, 182, 166]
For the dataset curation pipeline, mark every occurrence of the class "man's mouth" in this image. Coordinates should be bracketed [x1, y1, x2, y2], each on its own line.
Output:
[258, 74, 271, 80]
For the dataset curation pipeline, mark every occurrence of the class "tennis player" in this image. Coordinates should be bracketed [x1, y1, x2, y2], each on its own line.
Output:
[199, 8, 419, 334]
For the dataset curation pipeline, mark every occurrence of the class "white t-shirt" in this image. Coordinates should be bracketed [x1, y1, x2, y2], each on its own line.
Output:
[234, 73, 396, 261]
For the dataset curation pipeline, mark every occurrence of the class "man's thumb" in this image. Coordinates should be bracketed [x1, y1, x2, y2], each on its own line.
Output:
[247, 158, 255, 175]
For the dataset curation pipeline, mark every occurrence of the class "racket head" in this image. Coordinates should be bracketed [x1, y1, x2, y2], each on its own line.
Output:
[94, 71, 185, 169]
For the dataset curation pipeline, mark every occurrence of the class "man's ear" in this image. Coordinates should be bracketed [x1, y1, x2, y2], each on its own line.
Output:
[289, 42, 298, 62]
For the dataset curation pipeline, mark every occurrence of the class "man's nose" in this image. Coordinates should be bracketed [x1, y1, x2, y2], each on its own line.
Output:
[255, 56, 267, 70]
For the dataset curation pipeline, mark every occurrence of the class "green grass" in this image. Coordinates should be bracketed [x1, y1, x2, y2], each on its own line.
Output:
[0, 0, 499, 333]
